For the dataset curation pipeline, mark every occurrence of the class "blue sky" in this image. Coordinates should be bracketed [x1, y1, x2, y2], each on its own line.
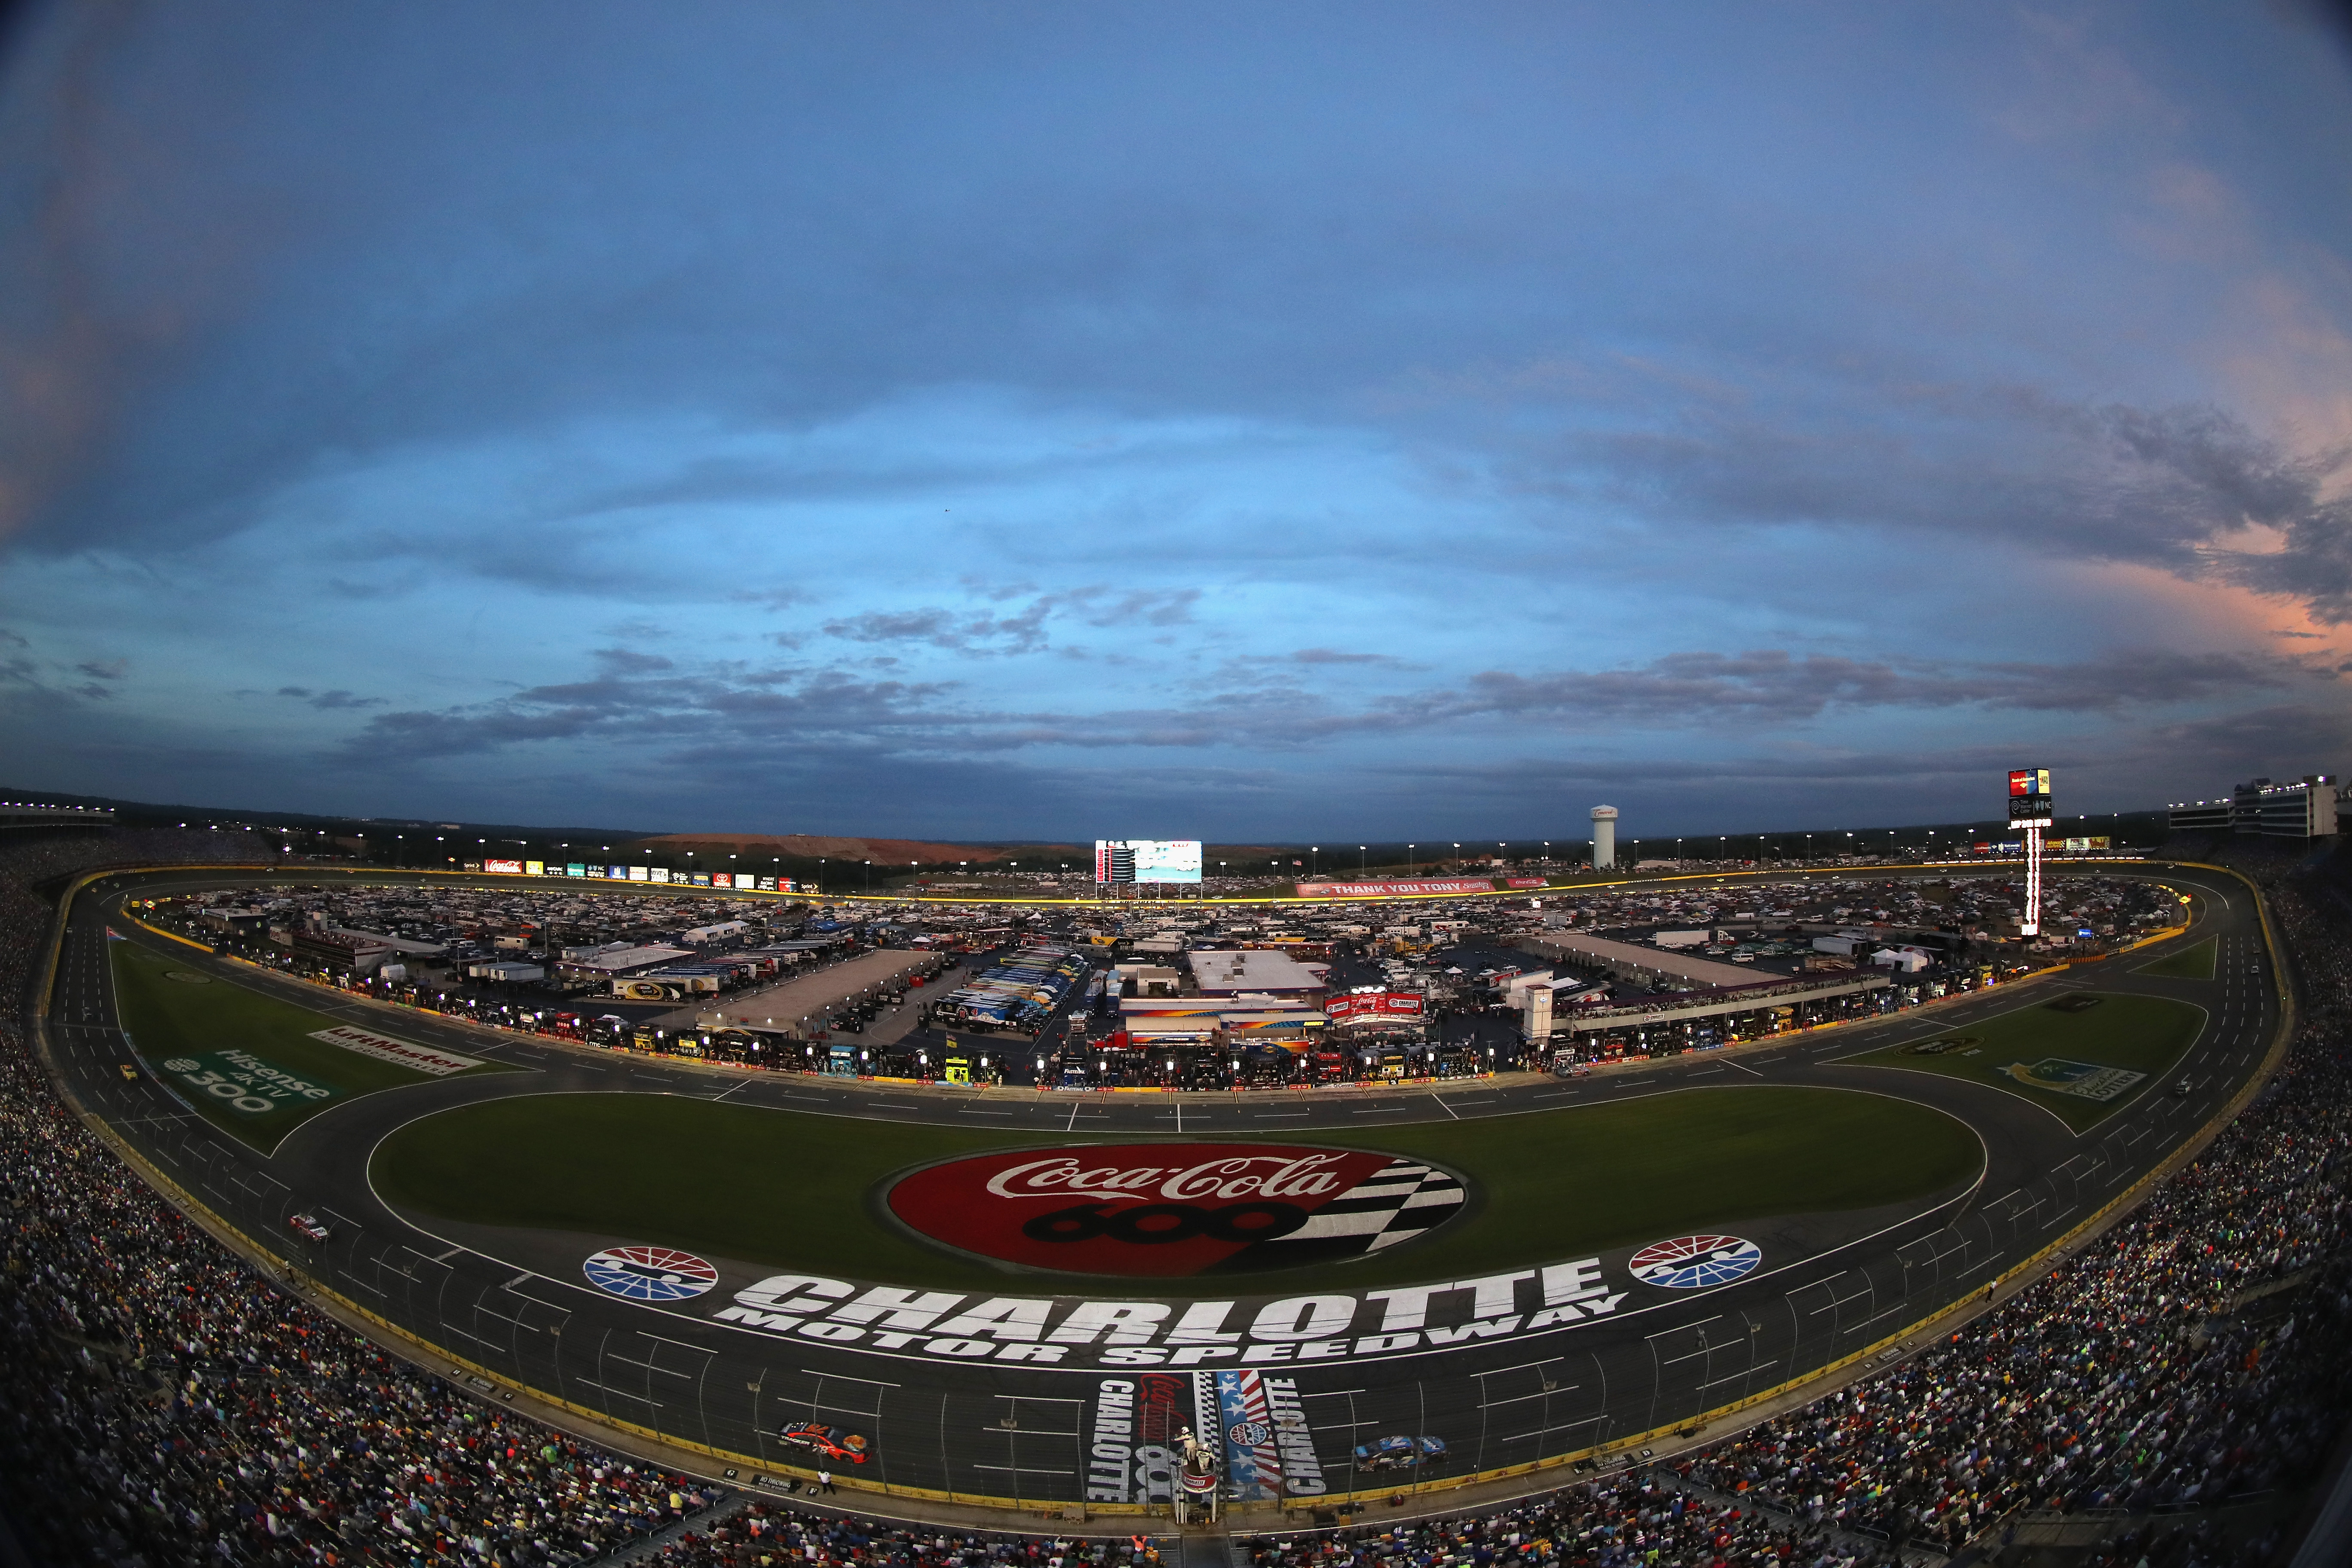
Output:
[1, 3, 2348, 839]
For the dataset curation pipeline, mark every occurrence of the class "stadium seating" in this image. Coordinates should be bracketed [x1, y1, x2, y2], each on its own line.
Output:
[3, 832, 2344, 1568]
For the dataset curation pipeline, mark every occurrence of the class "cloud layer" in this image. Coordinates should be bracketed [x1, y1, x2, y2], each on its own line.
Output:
[0, 3, 2346, 835]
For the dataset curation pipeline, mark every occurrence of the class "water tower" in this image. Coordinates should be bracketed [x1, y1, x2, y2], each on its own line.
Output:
[1590, 805, 1619, 870]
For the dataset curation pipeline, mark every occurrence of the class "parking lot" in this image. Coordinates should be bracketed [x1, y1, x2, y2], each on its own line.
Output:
[651, 946, 944, 1035]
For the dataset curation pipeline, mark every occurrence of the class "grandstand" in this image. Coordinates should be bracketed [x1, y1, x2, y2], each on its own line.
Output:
[4, 826, 2349, 1568]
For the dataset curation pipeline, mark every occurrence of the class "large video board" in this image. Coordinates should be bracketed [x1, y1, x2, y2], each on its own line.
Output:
[1128, 839, 1202, 883]
[1096, 839, 1202, 884]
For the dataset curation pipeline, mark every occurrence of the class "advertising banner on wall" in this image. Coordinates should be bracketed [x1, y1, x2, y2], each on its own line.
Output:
[1295, 877, 1496, 899]
[525, 860, 545, 876]
[2060, 836, 2111, 852]
[650, 867, 670, 883]
[1505, 877, 1547, 889]
[484, 858, 524, 875]
[565, 862, 587, 877]
[1326, 991, 1427, 1020]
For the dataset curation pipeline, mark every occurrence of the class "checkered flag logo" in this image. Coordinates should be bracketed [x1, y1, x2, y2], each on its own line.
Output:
[1210, 1158, 1467, 1271]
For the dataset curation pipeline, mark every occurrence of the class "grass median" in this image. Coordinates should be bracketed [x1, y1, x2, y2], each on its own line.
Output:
[372, 1084, 1981, 1292]
[2135, 936, 2217, 980]
[1845, 991, 2204, 1133]
[112, 941, 511, 1153]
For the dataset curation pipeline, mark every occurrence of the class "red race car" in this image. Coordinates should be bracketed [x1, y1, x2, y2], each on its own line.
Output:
[778, 1423, 869, 1464]
[287, 1213, 330, 1243]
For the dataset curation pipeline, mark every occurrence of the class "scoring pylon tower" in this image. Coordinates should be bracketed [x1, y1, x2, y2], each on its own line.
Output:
[2007, 767, 2053, 937]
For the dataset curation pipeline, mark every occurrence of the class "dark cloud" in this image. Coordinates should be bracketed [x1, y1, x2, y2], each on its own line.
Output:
[1290, 648, 1408, 667]
[813, 586, 1197, 657]
[1066, 588, 1201, 629]
[334, 661, 959, 766]
[1524, 389, 2352, 621]
[590, 646, 674, 676]
[1439, 647, 2300, 726]
[278, 685, 385, 708]
[74, 658, 125, 681]
[318, 640, 2317, 792]
[822, 603, 1051, 656]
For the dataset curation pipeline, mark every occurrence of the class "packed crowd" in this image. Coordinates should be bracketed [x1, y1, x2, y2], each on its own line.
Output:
[0, 834, 722, 1565]
[3, 830, 2346, 1568]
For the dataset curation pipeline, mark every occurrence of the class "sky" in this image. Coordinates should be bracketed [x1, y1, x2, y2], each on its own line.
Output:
[1, 3, 2349, 841]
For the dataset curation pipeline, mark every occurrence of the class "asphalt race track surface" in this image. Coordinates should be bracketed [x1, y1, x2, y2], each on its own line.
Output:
[42, 863, 2278, 1516]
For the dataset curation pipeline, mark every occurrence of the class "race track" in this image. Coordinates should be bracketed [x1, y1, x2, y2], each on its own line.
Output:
[36, 862, 2282, 1519]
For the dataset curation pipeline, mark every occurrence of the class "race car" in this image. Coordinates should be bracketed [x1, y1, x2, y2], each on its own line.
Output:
[777, 1422, 870, 1464]
[287, 1213, 330, 1243]
[1353, 1435, 1446, 1471]
[118, 1064, 140, 1081]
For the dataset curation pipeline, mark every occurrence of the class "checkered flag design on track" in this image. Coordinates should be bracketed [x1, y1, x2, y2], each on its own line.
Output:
[1213, 1157, 1466, 1271]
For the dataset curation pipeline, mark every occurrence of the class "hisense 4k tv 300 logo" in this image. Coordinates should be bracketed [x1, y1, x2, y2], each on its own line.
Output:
[885, 1143, 1467, 1277]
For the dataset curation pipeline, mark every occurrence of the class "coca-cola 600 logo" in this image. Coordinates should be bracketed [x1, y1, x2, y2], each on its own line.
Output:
[884, 1143, 1467, 1277]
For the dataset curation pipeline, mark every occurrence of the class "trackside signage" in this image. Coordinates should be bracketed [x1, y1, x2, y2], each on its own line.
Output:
[645, 1144, 1758, 1373]
[309, 1025, 482, 1077]
[885, 1143, 1466, 1276]
[1295, 879, 1497, 899]
[1084, 1374, 1188, 1504]
[704, 1253, 1637, 1371]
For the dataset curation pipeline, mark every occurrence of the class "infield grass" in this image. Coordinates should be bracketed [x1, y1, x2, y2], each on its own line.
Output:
[111, 942, 511, 1153]
[2135, 937, 2217, 981]
[1845, 991, 2204, 1133]
[371, 1084, 1981, 1292]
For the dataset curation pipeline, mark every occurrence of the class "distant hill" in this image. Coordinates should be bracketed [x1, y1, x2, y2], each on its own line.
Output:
[633, 832, 1087, 868]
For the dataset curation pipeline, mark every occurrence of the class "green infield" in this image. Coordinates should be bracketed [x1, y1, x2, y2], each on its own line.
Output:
[111, 941, 512, 1153]
[2135, 936, 2217, 980]
[372, 1084, 1982, 1293]
[1845, 991, 2204, 1132]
